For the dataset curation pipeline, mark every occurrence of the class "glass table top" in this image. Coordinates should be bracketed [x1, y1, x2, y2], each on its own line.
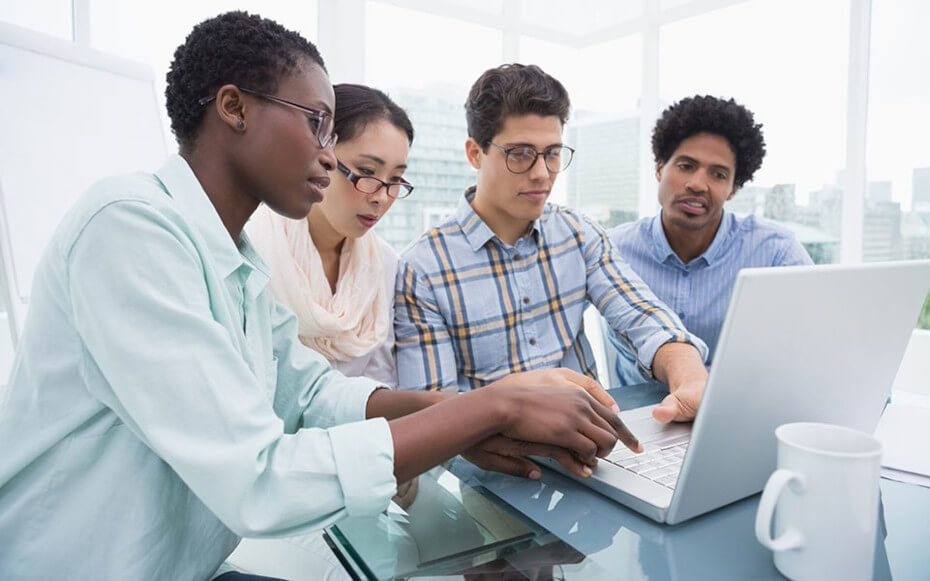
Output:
[326, 383, 930, 580]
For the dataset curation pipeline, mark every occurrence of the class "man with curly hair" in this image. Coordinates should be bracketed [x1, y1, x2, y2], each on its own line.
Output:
[607, 95, 811, 384]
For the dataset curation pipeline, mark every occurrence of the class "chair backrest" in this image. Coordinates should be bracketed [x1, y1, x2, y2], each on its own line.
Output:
[582, 304, 621, 388]
[0, 23, 169, 348]
[598, 313, 622, 388]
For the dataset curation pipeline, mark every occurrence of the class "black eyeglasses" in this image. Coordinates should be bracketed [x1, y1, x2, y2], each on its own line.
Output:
[336, 161, 414, 199]
[489, 143, 575, 174]
[198, 87, 337, 149]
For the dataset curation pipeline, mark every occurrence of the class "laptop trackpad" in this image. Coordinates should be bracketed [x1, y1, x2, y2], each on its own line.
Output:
[620, 404, 692, 444]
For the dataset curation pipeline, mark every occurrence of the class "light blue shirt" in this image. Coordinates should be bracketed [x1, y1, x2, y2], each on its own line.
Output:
[395, 188, 707, 392]
[607, 211, 812, 384]
[0, 156, 396, 580]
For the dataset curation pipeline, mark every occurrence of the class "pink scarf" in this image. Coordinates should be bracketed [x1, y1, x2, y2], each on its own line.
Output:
[246, 206, 390, 362]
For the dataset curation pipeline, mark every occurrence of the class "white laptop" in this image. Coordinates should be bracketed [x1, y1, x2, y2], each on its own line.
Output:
[539, 261, 930, 524]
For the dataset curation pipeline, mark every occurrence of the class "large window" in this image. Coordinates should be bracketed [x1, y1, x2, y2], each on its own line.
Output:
[866, 0, 930, 262]
[659, 0, 849, 264]
[365, 1, 503, 250]
[867, 0, 930, 326]
[3, 0, 929, 339]
[520, 35, 642, 228]
[3, 0, 927, 270]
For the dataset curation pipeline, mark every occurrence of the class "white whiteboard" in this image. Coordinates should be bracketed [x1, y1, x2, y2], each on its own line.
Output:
[0, 23, 170, 339]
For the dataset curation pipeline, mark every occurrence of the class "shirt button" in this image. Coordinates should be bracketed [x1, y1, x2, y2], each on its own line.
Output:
[514, 254, 522, 260]
[682, 271, 690, 277]
[523, 297, 530, 304]
[678, 312, 686, 319]
[529, 338, 537, 345]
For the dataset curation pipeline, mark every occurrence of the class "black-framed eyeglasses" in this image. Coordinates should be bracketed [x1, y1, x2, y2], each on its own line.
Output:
[198, 87, 338, 149]
[336, 161, 414, 199]
[489, 143, 575, 174]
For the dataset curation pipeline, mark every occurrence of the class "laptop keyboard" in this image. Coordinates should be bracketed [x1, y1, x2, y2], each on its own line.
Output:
[604, 434, 690, 489]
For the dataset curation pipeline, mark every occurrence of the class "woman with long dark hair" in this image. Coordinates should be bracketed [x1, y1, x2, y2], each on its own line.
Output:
[248, 83, 415, 387]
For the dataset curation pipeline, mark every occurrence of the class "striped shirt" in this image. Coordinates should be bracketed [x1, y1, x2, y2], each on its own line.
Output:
[394, 188, 707, 392]
[607, 211, 812, 384]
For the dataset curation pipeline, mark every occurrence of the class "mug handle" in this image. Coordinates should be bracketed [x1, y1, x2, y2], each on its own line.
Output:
[755, 469, 806, 551]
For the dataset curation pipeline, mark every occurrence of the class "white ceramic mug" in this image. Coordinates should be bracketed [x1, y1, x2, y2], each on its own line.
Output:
[754, 422, 883, 581]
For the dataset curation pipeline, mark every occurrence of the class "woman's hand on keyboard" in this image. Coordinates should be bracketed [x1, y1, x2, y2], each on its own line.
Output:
[491, 368, 621, 414]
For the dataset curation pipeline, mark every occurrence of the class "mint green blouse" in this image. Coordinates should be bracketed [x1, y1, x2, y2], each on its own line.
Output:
[0, 156, 396, 579]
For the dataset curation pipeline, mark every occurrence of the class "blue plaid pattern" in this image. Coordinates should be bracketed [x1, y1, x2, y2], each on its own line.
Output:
[394, 189, 708, 392]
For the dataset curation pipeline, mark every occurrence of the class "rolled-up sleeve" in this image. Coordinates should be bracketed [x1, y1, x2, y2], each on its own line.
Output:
[577, 214, 708, 375]
[329, 418, 395, 515]
[66, 201, 395, 538]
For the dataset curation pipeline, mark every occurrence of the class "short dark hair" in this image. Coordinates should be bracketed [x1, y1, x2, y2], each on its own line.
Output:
[166, 11, 326, 150]
[465, 63, 570, 150]
[652, 95, 765, 188]
[333, 84, 414, 146]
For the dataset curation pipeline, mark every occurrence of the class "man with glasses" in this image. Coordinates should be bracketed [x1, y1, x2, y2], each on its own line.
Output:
[606, 95, 812, 385]
[395, 64, 710, 424]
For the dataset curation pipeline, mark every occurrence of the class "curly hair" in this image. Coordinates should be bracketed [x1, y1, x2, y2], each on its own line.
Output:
[165, 11, 326, 150]
[334, 84, 414, 146]
[652, 95, 765, 188]
[465, 64, 570, 150]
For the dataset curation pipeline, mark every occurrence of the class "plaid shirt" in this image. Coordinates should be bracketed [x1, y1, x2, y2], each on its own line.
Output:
[394, 188, 708, 392]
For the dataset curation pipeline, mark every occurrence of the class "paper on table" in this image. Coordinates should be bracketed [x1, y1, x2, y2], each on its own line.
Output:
[880, 467, 930, 487]
[873, 403, 930, 482]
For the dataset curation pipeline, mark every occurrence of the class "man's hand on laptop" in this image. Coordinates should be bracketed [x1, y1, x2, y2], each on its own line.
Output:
[652, 379, 705, 423]
[651, 343, 709, 423]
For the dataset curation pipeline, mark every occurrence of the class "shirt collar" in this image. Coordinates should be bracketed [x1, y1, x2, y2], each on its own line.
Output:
[649, 212, 680, 266]
[455, 186, 544, 251]
[649, 210, 734, 268]
[699, 210, 735, 265]
[154, 155, 270, 287]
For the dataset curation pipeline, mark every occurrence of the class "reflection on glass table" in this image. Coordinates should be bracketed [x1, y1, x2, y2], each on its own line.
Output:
[325, 462, 621, 580]
[325, 465, 543, 580]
